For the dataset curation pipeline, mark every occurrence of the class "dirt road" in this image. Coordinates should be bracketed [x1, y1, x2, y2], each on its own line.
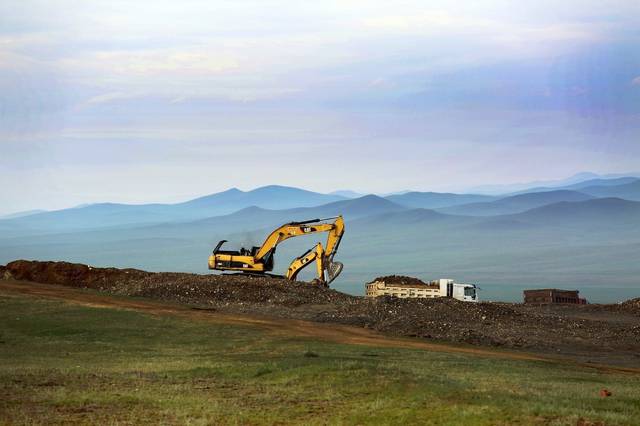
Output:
[2, 279, 639, 375]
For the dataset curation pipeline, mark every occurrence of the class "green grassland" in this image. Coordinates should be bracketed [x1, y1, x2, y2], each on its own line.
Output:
[1, 293, 639, 425]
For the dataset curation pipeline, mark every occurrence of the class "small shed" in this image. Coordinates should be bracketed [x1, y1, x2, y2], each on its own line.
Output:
[523, 289, 586, 304]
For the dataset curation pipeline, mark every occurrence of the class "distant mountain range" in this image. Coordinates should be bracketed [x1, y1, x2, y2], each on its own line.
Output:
[467, 172, 640, 195]
[329, 190, 364, 198]
[579, 180, 640, 201]
[2, 175, 638, 233]
[438, 190, 595, 216]
[433, 178, 640, 216]
[509, 197, 640, 226]
[0, 185, 346, 233]
[0, 209, 47, 219]
[385, 192, 495, 209]
[510, 176, 639, 195]
[183, 185, 345, 211]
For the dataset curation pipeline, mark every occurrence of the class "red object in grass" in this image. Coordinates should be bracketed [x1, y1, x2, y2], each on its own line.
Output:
[599, 389, 612, 397]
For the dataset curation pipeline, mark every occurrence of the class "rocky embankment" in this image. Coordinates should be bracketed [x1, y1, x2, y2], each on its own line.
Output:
[2, 260, 639, 365]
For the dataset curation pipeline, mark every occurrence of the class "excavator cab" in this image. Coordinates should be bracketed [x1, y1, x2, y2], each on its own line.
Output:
[211, 240, 275, 272]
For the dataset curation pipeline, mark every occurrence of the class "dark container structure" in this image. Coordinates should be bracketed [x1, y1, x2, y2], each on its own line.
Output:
[523, 289, 586, 304]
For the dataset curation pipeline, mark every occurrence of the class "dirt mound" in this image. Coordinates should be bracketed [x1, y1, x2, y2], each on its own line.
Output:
[316, 296, 532, 347]
[620, 298, 640, 314]
[4, 260, 352, 307]
[5, 260, 149, 287]
[370, 275, 427, 286]
[3, 260, 640, 363]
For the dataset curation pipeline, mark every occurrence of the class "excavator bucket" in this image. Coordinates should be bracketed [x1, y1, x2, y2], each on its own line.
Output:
[326, 261, 344, 285]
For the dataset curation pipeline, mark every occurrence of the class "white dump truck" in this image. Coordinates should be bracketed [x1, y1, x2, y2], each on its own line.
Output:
[365, 276, 479, 302]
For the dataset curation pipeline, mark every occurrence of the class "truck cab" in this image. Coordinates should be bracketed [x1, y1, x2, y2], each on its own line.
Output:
[438, 279, 479, 302]
[452, 283, 478, 302]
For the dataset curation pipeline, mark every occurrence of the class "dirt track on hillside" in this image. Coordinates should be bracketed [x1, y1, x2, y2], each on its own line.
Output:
[2, 260, 640, 368]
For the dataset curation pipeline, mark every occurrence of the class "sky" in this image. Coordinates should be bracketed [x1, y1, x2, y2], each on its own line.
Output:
[1, 0, 639, 214]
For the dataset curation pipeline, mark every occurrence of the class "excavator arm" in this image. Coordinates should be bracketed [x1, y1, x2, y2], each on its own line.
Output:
[286, 243, 325, 282]
[284, 216, 345, 284]
[285, 241, 344, 286]
[208, 216, 345, 286]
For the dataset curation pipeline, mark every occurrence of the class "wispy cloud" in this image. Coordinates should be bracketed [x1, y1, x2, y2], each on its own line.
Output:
[85, 92, 140, 105]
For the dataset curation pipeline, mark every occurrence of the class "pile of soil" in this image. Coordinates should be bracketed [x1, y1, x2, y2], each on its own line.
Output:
[369, 275, 430, 286]
[620, 298, 640, 314]
[3, 260, 352, 307]
[3, 260, 640, 364]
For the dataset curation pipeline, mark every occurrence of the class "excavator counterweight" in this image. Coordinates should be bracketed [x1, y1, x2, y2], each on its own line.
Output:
[208, 216, 345, 286]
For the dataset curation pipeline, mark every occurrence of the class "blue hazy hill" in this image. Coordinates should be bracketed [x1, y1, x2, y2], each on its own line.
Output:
[0, 186, 346, 233]
[509, 197, 640, 226]
[469, 172, 639, 195]
[385, 191, 495, 209]
[438, 190, 596, 216]
[578, 180, 640, 201]
[511, 177, 639, 195]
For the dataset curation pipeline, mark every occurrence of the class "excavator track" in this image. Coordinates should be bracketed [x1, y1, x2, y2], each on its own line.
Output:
[221, 272, 286, 279]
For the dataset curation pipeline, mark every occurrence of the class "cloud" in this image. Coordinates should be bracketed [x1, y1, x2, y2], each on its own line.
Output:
[368, 78, 396, 90]
[61, 49, 239, 78]
[86, 91, 141, 104]
[362, 10, 600, 50]
[362, 11, 480, 30]
[632, 76, 640, 86]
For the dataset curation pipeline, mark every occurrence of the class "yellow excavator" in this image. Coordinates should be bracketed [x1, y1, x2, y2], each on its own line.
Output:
[208, 216, 345, 286]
